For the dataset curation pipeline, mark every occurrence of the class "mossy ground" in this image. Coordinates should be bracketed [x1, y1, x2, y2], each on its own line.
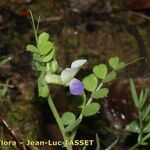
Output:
[0, 1, 150, 149]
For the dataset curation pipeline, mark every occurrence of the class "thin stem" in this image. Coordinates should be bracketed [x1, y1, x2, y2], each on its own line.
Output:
[105, 136, 119, 150]
[29, 10, 38, 46]
[129, 143, 140, 150]
[86, 96, 92, 106]
[126, 58, 146, 66]
[36, 15, 41, 33]
[71, 82, 103, 140]
[86, 82, 103, 106]
[130, 107, 143, 150]
[97, 82, 103, 90]
[47, 95, 73, 150]
[130, 133, 150, 150]
[70, 114, 83, 140]
[138, 109, 143, 143]
[47, 95, 65, 136]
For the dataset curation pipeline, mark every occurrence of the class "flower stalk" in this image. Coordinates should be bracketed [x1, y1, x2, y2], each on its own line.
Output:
[47, 95, 73, 150]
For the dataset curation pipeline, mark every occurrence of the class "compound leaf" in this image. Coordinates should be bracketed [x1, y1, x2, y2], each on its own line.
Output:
[93, 64, 108, 79]
[93, 88, 109, 99]
[109, 57, 119, 69]
[82, 102, 100, 117]
[61, 112, 76, 126]
[82, 74, 98, 92]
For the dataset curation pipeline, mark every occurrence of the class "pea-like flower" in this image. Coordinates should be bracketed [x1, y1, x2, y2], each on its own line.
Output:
[45, 59, 87, 95]
[69, 78, 84, 95]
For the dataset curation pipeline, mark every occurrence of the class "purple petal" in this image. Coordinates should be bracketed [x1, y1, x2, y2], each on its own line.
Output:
[69, 78, 84, 95]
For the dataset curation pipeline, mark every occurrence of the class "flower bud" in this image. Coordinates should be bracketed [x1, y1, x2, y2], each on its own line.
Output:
[45, 73, 62, 85]
[46, 63, 51, 73]
[50, 59, 58, 73]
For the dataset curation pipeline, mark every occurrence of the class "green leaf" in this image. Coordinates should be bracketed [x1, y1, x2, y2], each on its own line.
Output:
[1, 80, 9, 97]
[39, 41, 53, 56]
[130, 79, 139, 108]
[82, 74, 98, 92]
[33, 49, 55, 63]
[115, 62, 126, 70]
[82, 102, 100, 117]
[61, 112, 76, 126]
[35, 61, 45, 71]
[49, 58, 58, 73]
[93, 64, 107, 79]
[26, 44, 38, 53]
[65, 117, 82, 133]
[138, 134, 142, 145]
[125, 121, 140, 133]
[139, 90, 144, 110]
[0, 57, 11, 68]
[103, 71, 116, 83]
[42, 48, 55, 62]
[33, 53, 43, 62]
[93, 88, 109, 99]
[142, 133, 150, 142]
[140, 142, 148, 146]
[38, 79, 49, 98]
[109, 57, 119, 69]
[143, 122, 150, 133]
[142, 105, 150, 121]
[139, 89, 148, 110]
[38, 32, 49, 45]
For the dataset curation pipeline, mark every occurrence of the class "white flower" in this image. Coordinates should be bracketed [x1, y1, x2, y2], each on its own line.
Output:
[45, 59, 87, 86]
[61, 59, 87, 85]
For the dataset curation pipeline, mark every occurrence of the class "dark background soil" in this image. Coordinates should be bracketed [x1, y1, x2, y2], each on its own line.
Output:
[0, 0, 150, 150]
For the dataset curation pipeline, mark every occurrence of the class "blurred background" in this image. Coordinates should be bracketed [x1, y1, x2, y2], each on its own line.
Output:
[0, 0, 150, 150]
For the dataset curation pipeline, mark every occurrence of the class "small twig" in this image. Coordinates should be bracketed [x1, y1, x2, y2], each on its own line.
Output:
[40, 16, 63, 22]
[0, 83, 14, 88]
[0, 115, 27, 150]
[129, 11, 150, 20]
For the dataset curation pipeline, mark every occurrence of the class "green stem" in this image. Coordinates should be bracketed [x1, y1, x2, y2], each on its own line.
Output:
[71, 82, 103, 140]
[29, 10, 38, 46]
[129, 143, 140, 150]
[86, 82, 103, 106]
[129, 110, 143, 150]
[105, 136, 119, 150]
[138, 109, 143, 143]
[70, 114, 83, 140]
[47, 95, 73, 150]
